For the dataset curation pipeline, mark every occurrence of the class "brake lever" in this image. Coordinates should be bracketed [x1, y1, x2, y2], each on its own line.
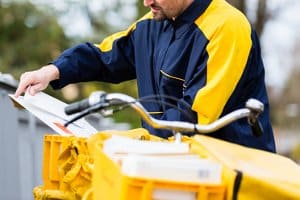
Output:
[246, 99, 264, 137]
[64, 102, 110, 127]
[249, 120, 264, 137]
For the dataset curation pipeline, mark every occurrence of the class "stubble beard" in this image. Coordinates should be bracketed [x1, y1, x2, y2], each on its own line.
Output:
[152, 10, 168, 21]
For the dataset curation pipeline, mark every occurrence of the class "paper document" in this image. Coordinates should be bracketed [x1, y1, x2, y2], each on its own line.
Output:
[9, 92, 97, 137]
[103, 136, 222, 183]
[121, 154, 222, 184]
[103, 135, 222, 200]
[103, 135, 190, 155]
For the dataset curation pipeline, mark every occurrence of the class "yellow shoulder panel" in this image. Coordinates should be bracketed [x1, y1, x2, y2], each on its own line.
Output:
[193, 0, 252, 124]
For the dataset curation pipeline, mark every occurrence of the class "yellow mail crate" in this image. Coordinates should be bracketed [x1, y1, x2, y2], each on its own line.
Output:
[92, 140, 226, 200]
[34, 128, 161, 200]
[34, 134, 91, 200]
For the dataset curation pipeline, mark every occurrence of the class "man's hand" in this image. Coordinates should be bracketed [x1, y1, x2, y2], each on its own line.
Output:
[14, 64, 60, 97]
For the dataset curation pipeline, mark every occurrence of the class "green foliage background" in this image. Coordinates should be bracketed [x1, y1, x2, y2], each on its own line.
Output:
[0, 1, 147, 128]
[0, 2, 70, 76]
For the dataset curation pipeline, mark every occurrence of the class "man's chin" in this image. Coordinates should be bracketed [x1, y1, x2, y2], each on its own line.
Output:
[152, 12, 167, 21]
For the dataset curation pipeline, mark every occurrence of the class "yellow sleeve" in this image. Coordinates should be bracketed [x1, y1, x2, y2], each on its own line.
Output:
[192, 1, 252, 124]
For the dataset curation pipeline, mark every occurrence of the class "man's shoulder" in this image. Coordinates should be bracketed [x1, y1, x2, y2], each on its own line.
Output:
[194, 0, 250, 39]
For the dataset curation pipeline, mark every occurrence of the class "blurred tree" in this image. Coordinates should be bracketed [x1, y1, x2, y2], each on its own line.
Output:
[0, 2, 71, 98]
[0, 2, 70, 76]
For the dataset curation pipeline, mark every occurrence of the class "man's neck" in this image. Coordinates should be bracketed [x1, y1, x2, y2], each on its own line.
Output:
[172, 0, 194, 21]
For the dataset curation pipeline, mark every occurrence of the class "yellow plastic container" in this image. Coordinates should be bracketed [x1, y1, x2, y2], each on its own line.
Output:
[35, 128, 158, 200]
[42, 134, 71, 189]
[92, 141, 226, 200]
[34, 134, 92, 200]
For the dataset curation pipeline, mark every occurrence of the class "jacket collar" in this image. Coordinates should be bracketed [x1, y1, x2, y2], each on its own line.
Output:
[163, 0, 212, 31]
[175, 0, 212, 24]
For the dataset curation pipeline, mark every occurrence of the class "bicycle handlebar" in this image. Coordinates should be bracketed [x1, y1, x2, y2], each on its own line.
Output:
[64, 91, 264, 137]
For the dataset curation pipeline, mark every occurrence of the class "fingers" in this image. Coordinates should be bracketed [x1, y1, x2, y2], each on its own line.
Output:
[28, 83, 43, 96]
[14, 65, 59, 98]
[15, 71, 45, 97]
[14, 72, 33, 97]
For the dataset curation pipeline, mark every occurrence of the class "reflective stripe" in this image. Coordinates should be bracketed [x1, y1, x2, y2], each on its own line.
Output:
[160, 70, 185, 82]
[148, 111, 163, 115]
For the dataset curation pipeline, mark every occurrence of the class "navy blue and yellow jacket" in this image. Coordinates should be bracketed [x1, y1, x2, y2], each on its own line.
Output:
[51, 0, 276, 152]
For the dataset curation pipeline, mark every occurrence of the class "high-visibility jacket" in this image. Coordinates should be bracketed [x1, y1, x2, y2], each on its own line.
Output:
[51, 0, 275, 152]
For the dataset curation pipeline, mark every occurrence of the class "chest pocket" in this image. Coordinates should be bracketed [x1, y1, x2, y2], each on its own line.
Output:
[160, 70, 185, 99]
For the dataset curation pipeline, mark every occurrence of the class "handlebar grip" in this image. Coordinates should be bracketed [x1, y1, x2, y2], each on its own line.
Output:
[250, 120, 263, 137]
[65, 99, 90, 115]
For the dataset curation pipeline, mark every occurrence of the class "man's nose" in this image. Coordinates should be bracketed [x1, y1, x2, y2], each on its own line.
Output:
[144, 0, 154, 7]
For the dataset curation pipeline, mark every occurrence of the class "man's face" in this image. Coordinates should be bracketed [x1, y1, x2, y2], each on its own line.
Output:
[144, 0, 191, 21]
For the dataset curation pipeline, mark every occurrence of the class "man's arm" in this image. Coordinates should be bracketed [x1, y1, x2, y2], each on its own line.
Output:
[15, 22, 138, 96]
[50, 13, 153, 89]
[50, 38, 136, 89]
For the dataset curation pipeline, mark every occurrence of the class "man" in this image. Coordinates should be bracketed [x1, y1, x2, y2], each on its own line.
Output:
[15, 0, 276, 152]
